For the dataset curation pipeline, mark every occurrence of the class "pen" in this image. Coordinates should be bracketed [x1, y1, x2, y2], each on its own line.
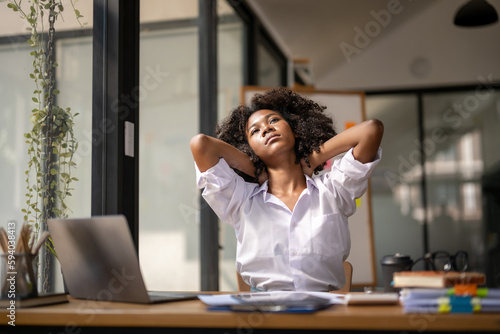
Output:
[31, 231, 50, 255]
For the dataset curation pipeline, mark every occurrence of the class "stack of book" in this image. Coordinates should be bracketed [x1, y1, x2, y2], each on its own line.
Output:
[394, 271, 500, 313]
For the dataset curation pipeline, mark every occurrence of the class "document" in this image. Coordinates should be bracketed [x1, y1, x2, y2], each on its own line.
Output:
[198, 291, 345, 313]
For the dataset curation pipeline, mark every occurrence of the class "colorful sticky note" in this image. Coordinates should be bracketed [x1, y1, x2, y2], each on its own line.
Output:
[345, 121, 356, 130]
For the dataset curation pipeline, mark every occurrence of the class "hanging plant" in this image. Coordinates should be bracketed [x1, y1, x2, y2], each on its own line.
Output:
[4, 0, 85, 290]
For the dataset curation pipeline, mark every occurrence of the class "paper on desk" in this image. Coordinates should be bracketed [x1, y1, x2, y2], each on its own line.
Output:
[198, 291, 346, 306]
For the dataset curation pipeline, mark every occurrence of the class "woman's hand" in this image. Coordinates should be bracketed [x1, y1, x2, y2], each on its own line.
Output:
[308, 119, 384, 166]
[257, 168, 269, 185]
[300, 157, 315, 177]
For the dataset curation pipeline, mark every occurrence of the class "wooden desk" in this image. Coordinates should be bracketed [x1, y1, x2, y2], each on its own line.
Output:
[2, 294, 500, 333]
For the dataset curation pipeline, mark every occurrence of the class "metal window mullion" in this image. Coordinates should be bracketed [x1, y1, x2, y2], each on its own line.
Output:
[92, 0, 140, 250]
[199, 0, 219, 291]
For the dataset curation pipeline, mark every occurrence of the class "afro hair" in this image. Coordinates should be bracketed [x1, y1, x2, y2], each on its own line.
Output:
[216, 87, 337, 182]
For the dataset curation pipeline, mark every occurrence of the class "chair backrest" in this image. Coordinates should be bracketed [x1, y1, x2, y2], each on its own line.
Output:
[335, 261, 353, 292]
[236, 261, 353, 292]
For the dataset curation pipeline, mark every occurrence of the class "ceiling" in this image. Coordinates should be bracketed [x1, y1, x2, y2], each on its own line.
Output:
[246, 0, 500, 88]
[245, 0, 500, 174]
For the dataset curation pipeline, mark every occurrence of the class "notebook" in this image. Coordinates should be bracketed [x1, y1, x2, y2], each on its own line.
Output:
[47, 215, 199, 304]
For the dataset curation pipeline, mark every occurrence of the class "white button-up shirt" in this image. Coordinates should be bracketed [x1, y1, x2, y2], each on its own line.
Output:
[196, 147, 381, 291]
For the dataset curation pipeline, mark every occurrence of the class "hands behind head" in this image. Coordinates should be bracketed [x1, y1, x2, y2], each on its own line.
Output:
[257, 168, 269, 185]
[300, 157, 315, 177]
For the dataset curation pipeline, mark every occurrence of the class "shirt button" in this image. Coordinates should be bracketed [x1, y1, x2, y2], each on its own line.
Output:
[292, 250, 297, 256]
[297, 278, 302, 283]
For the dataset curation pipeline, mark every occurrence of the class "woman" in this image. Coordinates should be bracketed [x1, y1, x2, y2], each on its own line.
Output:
[191, 87, 383, 291]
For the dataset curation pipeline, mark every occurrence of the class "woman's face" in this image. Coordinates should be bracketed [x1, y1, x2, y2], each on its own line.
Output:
[246, 109, 296, 163]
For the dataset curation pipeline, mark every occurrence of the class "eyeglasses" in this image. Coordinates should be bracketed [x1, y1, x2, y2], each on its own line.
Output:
[408, 251, 468, 272]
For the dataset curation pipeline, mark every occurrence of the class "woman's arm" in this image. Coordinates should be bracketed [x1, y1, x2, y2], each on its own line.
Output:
[306, 119, 384, 171]
[190, 134, 256, 176]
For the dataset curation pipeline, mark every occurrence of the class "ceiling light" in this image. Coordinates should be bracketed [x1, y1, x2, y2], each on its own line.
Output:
[454, 0, 498, 27]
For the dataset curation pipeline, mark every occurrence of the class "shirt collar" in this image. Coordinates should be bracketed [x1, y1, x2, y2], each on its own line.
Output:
[250, 174, 318, 199]
[250, 181, 268, 198]
[305, 174, 319, 190]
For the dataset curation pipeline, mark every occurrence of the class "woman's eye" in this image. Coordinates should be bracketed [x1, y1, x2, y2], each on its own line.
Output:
[250, 129, 259, 136]
[270, 118, 279, 124]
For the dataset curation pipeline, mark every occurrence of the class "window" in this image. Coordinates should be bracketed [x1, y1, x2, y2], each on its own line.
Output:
[138, 0, 200, 291]
[366, 87, 500, 284]
[0, 3, 93, 293]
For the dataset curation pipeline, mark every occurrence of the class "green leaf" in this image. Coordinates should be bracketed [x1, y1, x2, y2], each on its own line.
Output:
[50, 168, 57, 175]
[52, 89, 60, 95]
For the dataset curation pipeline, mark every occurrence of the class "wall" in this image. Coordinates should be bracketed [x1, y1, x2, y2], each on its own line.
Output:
[316, 1, 500, 91]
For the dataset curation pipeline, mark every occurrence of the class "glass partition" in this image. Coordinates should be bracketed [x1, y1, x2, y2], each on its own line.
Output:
[422, 90, 500, 274]
[257, 43, 282, 87]
[217, 0, 244, 291]
[365, 95, 424, 284]
[367, 89, 500, 287]
[138, 0, 200, 291]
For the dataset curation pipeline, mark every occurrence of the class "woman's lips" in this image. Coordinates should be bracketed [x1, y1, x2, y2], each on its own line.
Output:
[265, 134, 280, 145]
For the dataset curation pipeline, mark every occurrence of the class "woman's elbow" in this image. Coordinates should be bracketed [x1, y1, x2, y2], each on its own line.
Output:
[366, 119, 384, 141]
[190, 133, 210, 154]
[368, 118, 384, 133]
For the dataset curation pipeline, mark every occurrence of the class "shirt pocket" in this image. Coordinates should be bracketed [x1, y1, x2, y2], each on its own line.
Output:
[310, 213, 350, 259]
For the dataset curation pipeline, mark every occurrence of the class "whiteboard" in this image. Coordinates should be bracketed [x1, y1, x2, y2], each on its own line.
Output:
[242, 86, 376, 287]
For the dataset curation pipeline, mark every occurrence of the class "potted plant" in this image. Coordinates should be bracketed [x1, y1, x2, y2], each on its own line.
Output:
[4, 0, 84, 293]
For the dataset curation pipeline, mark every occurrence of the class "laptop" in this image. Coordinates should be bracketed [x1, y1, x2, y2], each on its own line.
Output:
[47, 215, 199, 304]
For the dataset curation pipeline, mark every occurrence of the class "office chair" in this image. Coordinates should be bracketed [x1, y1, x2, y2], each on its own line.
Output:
[236, 261, 353, 292]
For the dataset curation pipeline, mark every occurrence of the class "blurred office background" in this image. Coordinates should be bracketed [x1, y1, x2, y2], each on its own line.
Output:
[1, 0, 499, 291]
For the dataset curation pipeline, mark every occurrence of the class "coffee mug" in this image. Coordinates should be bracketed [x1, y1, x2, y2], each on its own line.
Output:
[380, 253, 413, 292]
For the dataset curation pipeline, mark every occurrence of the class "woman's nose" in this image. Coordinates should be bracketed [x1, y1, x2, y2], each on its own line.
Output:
[262, 125, 274, 137]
